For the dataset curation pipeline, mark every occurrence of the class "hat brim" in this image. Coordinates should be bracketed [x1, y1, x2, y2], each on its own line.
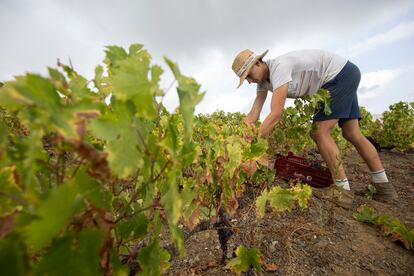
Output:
[237, 49, 269, 88]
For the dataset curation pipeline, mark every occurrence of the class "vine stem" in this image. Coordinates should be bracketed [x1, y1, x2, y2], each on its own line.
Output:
[71, 156, 86, 178]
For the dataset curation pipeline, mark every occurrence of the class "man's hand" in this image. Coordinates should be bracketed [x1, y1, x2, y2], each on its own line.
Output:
[244, 114, 256, 126]
[243, 121, 260, 143]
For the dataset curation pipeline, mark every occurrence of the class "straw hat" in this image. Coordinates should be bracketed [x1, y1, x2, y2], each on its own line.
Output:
[232, 49, 269, 88]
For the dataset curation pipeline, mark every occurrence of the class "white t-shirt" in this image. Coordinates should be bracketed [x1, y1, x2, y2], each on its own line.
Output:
[257, 49, 348, 98]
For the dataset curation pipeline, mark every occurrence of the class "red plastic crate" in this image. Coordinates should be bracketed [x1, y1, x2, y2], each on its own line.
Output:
[274, 152, 333, 188]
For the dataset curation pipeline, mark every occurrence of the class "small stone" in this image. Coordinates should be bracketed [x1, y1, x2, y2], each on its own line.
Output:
[315, 239, 328, 247]
[256, 233, 264, 241]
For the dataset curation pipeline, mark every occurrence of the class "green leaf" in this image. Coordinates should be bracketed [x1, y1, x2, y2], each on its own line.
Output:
[0, 74, 61, 110]
[88, 114, 121, 141]
[353, 204, 390, 225]
[160, 171, 185, 255]
[267, 186, 296, 212]
[25, 182, 78, 250]
[353, 204, 376, 223]
[16, 74, 61, 106]
[293, 184, 312, 208]
[225, 141, 243, 177]
[164, 57, 205, 140]
[68, 73, 95, 101]
[179, 141, 198, 166]
[0, 119, 6, 145]
[25, 171, 100, 250]
[169, 224, 185, 256]
[158, 117, 180, 158]
[163, 57, 181, 80]
[386, 220, 414, 248]
[117, 213, 148, 240]
[47, 107, 79, 138]
[161, 173, 183, 225]
[106, 129, 142, 178]
[0, 165, 24, 214]
[226, 246, 262, 274]
[151, 65, 163, 86]
[137, 240, 171, 276]
[354, 204, 414, 249]
[74, 169, 112, 211]
[109, 55, 149, 100]
[34, 230, 103, 276]
[0, 234, 30, 276]
[17, 130, 45, 191]
[89, 101, 146, 178]
[48, 67, 68, 86]
[109, 53, 158, 120]
[128, 43, 144, 56]
[255, 189, 268, 219]
[93, 65, 107, 96]
[246, 138, 267, 159]
[104, 45, 128, 68]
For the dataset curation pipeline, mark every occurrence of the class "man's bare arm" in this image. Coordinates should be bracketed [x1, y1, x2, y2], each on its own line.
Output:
[245, 90, 267, 125]
[259, 83, 288, 137]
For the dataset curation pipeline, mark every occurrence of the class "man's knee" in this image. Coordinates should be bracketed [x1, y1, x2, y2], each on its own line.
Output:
[342, 130, 364, 144]
[310, 130, 319, 142]
[311, 128, 330, 142]
[311, 121, 337, 143]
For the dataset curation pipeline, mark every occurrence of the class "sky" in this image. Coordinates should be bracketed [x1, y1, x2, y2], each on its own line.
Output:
[1, 0, 414, 118]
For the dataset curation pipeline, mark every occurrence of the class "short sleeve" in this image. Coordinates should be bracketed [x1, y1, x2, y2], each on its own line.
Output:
[269, 63, 292, 92]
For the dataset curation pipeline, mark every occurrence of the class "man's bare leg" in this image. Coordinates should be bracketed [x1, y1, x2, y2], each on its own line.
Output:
[311, 119, 346, 180]
[340, 119, 398, 201]
[340, 119, 382, 171]
[311, 119, 353, 209]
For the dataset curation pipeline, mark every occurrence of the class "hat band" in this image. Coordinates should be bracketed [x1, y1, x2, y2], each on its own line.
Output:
[236, 54, 256, 77]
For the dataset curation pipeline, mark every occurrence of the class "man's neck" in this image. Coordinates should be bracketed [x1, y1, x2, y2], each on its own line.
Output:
[265, 63, 270, 82]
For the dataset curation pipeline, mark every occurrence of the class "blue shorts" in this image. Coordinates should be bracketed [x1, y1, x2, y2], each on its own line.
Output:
[313, 61, 362, 127]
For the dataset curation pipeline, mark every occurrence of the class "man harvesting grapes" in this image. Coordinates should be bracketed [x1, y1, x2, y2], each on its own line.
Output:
[231, 49, 397, 207]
